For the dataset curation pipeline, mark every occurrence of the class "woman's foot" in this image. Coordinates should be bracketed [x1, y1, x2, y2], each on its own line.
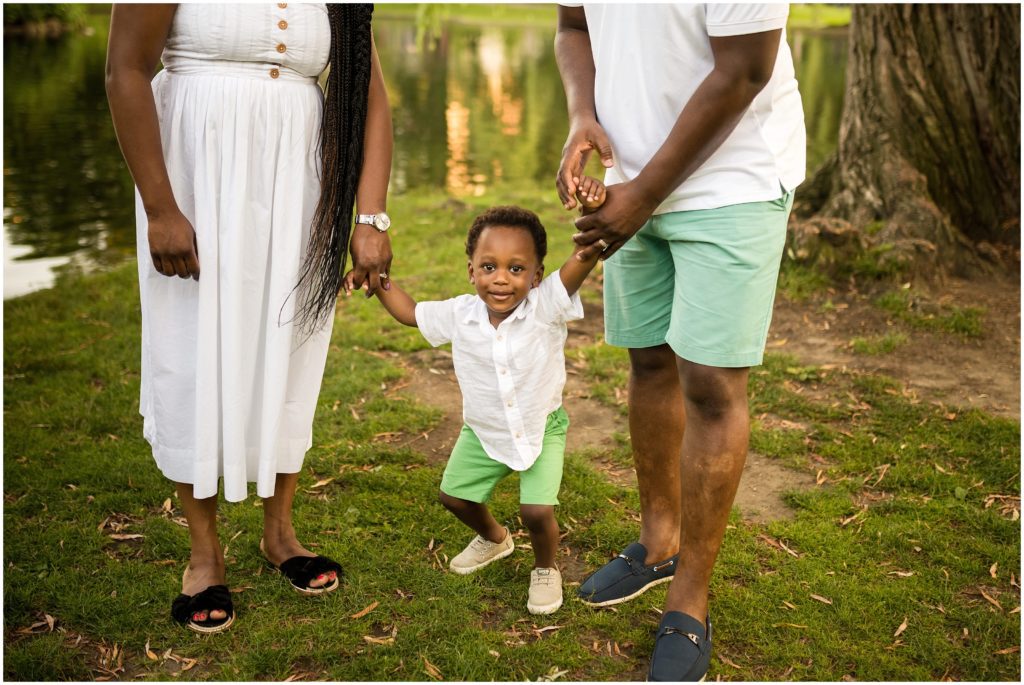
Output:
[181, 561, 227, 623]
[260, 535, 340, 593]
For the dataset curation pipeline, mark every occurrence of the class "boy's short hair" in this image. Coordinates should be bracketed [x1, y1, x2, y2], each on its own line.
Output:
[465, 206, 547, 263]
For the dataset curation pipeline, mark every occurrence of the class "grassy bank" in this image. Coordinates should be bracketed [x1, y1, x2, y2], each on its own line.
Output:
[3, 188, 1017, 680]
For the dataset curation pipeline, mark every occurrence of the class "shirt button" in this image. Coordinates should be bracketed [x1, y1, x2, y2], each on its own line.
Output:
[500, 369, 506, 375]
[276, 43, 287, 53]
[515, 432, 521, 438]
[269, 68, 280, 79]
[507, 401, 513, 407]
[278, 20, 288, 30]
[497, 334, 503, 340]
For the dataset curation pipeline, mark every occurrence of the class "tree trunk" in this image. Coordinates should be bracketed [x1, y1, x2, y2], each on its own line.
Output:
[795, 5, 1020, 277]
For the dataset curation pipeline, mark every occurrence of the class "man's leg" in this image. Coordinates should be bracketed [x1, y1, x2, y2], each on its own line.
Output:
[662, 359, 750, 620]
[628, 344, 686, 563]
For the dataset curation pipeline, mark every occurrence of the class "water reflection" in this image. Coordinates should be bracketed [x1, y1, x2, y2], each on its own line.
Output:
[3, 10, 848, 298]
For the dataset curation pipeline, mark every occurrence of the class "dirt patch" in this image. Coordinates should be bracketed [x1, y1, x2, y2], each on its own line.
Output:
[769, 274, 1020, 419]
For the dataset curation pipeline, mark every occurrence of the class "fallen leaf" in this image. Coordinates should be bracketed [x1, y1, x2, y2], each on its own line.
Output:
[772, 623, 808, 629]
[44, 614, 55, 631]
[422, 655, 442, 680]
[145, 639, 158, 661]
[893, 617, 908, 638]
[979, 588, 1003, 612]
[108, 533, 144, 541]
[533, 625, 562, 635]
[1009, 606, 1021, 615]
[989, 562, 998, 579]
[993, 646, 1020, 655]
[180, 658, 197, 672]
[887, 570, 915, 578]
[229, 586, 255, 594]
[364, 635, 395, 645]
[350, 601, 379, 619]
[488, 650, 500, 658]
[161, 498, 173, 513]
[310, 477, 334, 489]
[782, 600, 797, 610]
[719, 655, 742, 669]
[810, 594, 833, 605]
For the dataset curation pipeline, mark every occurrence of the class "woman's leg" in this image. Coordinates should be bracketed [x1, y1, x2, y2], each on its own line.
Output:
[520, 504, 559, 568]
[261, 472, 335, 589]
[176, 482, 227, 622]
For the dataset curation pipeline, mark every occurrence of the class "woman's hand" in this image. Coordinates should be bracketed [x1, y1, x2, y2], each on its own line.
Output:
[556, 119, 614, 210]
[348, 224, 392, 297]
[147, 209, 200, 280]
[572, 180, 658, 261]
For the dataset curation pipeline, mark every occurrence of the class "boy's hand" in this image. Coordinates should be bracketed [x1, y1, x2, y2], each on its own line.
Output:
[575, 175, 607, 212]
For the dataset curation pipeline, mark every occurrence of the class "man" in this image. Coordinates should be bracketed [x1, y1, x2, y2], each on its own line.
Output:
[554, 5, 805, 681]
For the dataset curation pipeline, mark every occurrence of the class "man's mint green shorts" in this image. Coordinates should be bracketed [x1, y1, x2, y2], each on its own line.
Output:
[603, 191, 794, 368]
[440, 407, 568, 506]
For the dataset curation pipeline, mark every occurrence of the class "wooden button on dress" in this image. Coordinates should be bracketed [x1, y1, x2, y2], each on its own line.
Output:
[276, 43, 287, 53]
[269, 68, 280, 79]
[277, 3, 287, 8]
[278, 20, 288, 30]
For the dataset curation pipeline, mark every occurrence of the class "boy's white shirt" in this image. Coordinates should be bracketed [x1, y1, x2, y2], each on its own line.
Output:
[415, 273, 583, 471]
[561, 3, 806, 212]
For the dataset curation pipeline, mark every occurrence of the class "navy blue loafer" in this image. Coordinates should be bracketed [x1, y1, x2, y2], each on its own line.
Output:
[648, 611, 712, 682]
[577, 542, 678, 606]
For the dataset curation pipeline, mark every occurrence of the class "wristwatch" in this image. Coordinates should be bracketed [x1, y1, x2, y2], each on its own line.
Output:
[355, 212, 391, 233]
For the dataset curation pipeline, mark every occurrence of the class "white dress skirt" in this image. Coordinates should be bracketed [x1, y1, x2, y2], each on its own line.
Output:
[136, 3, 333, 502]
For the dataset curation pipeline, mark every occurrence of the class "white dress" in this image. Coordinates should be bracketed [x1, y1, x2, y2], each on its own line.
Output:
[135, 3, 333, 502]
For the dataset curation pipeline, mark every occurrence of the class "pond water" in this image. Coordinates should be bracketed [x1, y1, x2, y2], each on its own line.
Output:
[2, 10, 847, 298]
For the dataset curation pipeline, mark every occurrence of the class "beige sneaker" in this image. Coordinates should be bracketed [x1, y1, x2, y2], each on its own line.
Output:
[527, 567, 563, 615]
[449, 528, 514, 575]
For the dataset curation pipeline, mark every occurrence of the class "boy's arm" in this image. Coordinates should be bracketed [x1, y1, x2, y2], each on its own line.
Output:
[375, 281, 418, 327]
[344, 270, 418, 327]
[559, 174, 606, 297]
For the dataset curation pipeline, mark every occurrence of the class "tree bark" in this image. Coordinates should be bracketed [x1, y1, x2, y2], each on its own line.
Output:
[796, 5, 1020, 276]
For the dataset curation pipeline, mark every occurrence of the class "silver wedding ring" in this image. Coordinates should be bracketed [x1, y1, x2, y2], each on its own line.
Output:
[379, 273, 389, 280]
[597, 239, 610, 251]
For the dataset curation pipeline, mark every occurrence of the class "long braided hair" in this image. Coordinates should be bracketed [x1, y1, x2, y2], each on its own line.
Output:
[294, 3, 374, 331]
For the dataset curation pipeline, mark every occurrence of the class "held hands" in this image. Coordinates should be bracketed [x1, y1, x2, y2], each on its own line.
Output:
[345, 223, 393, 298]
[571, 180, 657, 262]
[147, 209, 200, 280]
[556, 119, 614, 210]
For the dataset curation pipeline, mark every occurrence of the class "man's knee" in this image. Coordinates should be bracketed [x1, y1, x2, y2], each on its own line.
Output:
[678, 361, 749, 421]
[629, 344, 678, 383]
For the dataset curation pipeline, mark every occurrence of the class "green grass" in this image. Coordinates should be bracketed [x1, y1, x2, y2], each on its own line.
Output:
[4, 188, 1018, 680]
[850, 331, 909, 355]
[876, 290, 987, 338]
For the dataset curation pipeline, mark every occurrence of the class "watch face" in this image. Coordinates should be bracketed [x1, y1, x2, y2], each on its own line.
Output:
[375, 213, 391, 231]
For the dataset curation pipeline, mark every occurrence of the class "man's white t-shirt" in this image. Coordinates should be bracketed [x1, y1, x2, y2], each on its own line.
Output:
[415, 273, 584, 471]
[568, 3, 806, 213]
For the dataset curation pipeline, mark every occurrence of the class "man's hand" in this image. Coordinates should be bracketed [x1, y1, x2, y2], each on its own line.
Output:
[572, 180, 658, 261]
[556, 119, 614, 210]
[147, 209, 200, 280]
[347, 223, 393, 298]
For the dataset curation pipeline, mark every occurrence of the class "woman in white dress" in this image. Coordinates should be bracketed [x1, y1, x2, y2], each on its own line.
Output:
[106, 3, 393, 633]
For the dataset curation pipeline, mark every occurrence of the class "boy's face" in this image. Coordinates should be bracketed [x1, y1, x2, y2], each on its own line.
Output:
[468, 225, 544, 325]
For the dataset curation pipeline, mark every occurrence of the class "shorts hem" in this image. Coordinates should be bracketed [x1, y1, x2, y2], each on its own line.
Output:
[604, 333, 668, 349]
[667, 340, 765, 369]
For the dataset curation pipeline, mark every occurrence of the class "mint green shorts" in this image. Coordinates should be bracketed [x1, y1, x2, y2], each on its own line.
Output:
[603, 191, 794, 368]
[440, 407, 568, 506]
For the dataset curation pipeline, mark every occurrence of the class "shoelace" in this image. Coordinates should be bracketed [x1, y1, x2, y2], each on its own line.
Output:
[533, 570, 556, 586]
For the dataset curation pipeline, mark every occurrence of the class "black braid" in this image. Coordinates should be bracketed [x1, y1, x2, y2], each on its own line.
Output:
[293, 3, 374, 332]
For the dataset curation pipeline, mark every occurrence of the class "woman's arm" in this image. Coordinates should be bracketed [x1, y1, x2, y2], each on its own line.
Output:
[349, 34, 394, 297]
[105, 4, 199, 280]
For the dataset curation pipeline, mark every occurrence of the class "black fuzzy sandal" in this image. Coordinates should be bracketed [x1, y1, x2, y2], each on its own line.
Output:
[170, 584, 235, 634]
[274, 555, 343, 595]
[260, 539, 343, 595]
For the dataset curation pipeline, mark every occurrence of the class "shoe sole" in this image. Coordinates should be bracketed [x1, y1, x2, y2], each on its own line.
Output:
[527, 597, 563, 615]
[449, 543, 515, 575]
[578, 574, 673, 607]
[292, 577, 340, 596]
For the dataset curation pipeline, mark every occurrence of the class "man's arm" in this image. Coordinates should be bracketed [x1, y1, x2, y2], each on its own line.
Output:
[573, 29, 783, 260]
[554, 6, 614, 210]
